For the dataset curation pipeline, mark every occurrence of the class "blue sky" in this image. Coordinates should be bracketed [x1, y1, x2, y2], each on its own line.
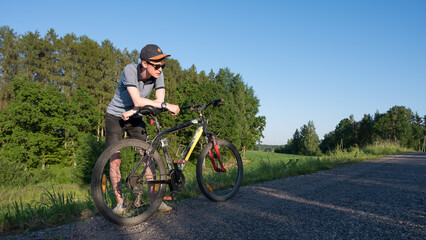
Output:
[2, 0, 425, 145]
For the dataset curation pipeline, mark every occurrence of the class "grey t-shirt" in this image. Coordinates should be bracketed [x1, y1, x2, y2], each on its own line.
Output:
[106, 63, 165, 117]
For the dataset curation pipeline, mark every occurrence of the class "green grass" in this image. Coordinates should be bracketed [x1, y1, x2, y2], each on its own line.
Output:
[0, 184, 94, 236]
[0, 183, 90, 210]
[0, 142, 415, 236]
[242, 142, 415, 186]
[243, 151, 310, 184]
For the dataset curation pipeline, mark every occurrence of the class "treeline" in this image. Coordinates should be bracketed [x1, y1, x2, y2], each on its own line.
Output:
[0, 26, 266, 185]
[276, 107, 426, 155]
[252, 144, 277, 152]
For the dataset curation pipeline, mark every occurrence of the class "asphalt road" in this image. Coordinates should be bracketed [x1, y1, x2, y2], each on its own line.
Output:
[8, 153, 426, 239]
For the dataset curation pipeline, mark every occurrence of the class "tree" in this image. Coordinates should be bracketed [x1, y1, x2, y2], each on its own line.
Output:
[0, 26, 19, 81]
[373, 106, 414, 147]
[423, 115, 426, 152]
[67, 87, 103, 161]
[0, 78, 70, 168]
[410, 112, 424, 150]
[42, 29, 60, 86]
[75, 35, 102, 91]
[319, 115, 359, 153]
[372, 111, 392, 141]
[0, 78, 102, 169]
[281, 121, 320, 156]
[388, 106, 413, 147]
[18, 30, 48, 83]
[334, 115, 358, 149]
[299, 121, 321, 156]
[358, 114, 373, 147]
[57, 32, 79, 95]
[0, 26, 19, 111]
[320, 131, 336, 153]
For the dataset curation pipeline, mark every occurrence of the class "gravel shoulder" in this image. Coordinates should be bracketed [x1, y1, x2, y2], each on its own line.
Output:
[4, 153, 426, 240]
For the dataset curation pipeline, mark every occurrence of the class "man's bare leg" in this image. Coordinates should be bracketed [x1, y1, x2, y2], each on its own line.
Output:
[110, 151, 123, 204]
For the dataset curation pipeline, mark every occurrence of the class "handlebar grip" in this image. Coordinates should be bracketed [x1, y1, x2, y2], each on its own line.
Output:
[211, 98, 224, 105]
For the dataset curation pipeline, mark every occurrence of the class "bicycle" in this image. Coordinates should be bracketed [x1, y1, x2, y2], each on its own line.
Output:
[91, 98, 243, 226]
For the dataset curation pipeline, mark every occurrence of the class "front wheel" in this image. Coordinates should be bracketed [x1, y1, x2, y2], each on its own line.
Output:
[91, 139, 167, 226]
[196, 139, 243, 202]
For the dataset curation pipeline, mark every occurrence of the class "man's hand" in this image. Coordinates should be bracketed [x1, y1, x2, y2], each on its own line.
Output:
[167, 103, 180, 116]
[122, 109, 138, 121]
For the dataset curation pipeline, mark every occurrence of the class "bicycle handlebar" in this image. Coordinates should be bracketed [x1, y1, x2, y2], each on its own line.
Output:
[182, 98, 224, 111]
[138, 98, 224, 117]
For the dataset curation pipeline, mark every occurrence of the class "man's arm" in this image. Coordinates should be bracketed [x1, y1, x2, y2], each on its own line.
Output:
[127, 86, 162, 108]
[121, 87, 161, 120]
[154, 88, 165, 103]
[126, 87, 180, 116]
[155, 88, 180, 115]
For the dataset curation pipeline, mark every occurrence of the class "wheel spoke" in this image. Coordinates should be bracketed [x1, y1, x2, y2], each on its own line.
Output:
[91, 139, 167, 226]
[197, 139, 243, 202]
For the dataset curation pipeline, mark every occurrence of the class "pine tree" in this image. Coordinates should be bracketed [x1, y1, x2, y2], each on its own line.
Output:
[57, 33, 79, 95]
[0, 26, 19, 110]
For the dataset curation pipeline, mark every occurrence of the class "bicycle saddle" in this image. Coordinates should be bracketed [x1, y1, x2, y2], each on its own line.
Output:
[137, 105, 163, 116]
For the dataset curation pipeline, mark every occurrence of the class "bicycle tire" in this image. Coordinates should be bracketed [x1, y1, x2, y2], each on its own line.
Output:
[196, 139, 243, 202]
[91, 139, 167, 226]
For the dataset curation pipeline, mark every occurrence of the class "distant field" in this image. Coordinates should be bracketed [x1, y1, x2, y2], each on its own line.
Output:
[244, 150, 305, 162]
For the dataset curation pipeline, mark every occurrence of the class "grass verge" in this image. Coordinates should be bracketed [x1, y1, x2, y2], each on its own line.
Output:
[0, 184, 94, 236]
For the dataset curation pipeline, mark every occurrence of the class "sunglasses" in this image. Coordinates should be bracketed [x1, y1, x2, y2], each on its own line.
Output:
[146, 61, 166, 70]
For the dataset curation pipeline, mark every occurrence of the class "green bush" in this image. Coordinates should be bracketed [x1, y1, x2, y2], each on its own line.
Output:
[362, 142, 409, 155]
[29, 165, 76, 185]
[74, 133, 105, 183]
[0, 157, 78, 187]
[0, 158, 31, 187]
[0, 133, 104, 187]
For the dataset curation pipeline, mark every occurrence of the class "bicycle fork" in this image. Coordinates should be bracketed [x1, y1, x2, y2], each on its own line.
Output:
[208, 137, 226, 172]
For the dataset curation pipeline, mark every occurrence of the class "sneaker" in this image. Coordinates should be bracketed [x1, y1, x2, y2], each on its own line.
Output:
[158, 202, 172, 212]
[113, 202, 126, 214]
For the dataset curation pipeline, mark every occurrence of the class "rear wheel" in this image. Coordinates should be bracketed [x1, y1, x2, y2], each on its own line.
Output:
[91, 139, 167, 226]
[196, 139, 243, 202]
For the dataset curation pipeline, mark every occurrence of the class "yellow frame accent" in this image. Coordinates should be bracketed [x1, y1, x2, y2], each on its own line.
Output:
[185, 127, 203, 161]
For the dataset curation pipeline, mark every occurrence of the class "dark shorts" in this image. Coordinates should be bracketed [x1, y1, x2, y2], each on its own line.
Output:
[105, 113, 147, 149]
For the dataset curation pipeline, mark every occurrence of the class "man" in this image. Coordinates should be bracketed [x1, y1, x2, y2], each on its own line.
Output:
[105, 44, 180, 214]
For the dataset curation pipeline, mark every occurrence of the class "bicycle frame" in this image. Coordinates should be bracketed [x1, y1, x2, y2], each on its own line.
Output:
[152, 116, 206, 171]
[127, 98, 227, 193]
[128, 115, 214, 180]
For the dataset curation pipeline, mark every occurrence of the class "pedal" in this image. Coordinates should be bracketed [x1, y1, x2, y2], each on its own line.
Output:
[173, 159, 186, 164]
[163, 192, 176, 201]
